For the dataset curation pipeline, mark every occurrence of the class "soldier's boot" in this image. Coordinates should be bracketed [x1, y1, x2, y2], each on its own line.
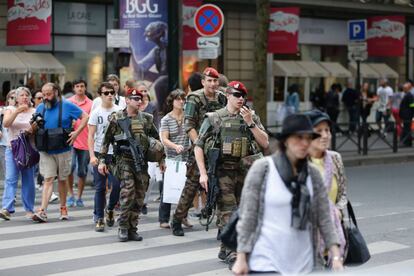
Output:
[218, 243, 227, 261]
[171, 218, 184, 236]
[128, 231, 143, 241]
[118, 228, 128, 242]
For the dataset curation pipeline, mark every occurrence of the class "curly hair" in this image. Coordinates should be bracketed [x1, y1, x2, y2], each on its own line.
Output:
[163, 89, 186, 114]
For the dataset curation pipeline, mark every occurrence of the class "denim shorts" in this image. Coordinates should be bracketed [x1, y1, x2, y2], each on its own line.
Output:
[71, 148, 90, 178]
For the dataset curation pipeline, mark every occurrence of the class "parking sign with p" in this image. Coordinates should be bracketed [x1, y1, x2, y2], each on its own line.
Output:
[348, 20, 367, 42]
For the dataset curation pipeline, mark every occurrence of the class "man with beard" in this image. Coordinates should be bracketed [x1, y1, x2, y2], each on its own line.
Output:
[32, 83, 89, 222]
[194, 81, 268, 266]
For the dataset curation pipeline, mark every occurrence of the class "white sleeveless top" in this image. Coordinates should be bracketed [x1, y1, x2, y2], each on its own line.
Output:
[248, 157, 314, 274]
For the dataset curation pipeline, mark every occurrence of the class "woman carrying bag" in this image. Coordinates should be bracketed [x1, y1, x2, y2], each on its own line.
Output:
[232, 114, 343, 275]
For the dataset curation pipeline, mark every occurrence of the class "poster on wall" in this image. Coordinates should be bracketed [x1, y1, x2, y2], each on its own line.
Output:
[120, 0, 168, 112]
[182, 0, 202, 51]
[268, 7, 300, 54]
[367, 16, 405, 57]
[7, 0, 52, 46]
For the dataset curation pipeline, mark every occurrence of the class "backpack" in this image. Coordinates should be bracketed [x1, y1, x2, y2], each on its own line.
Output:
[11, 132, 40, 170]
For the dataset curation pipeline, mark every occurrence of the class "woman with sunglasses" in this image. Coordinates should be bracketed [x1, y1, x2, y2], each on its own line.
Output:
[32, 89, 43, 108]
[0, 87, 36, 220]
[232, 114, 343, 275]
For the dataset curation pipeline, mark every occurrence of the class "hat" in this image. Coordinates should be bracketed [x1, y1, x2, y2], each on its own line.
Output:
[303, 110, 332, 127]
[228, 81, 248, 94]
[276, 114, 320, 140]
[203, 67, 219, 78]
[126, 88, 143, 98]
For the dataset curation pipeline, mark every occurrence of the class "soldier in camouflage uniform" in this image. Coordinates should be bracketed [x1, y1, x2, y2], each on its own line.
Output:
[171, 67, 227, 236]
[194, 81, 269, 265]
[98, 88, 164, 242]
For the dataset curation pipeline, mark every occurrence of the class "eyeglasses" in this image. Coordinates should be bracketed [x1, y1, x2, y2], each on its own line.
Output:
[101, 90, 115, 96]
[129, 96, 142, 101]
[230, 92, 246, 99]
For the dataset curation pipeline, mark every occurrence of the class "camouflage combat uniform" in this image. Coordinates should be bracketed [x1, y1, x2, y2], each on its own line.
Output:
[172, 89, 226, 223]
[196, 107, 265, 229]
[100, 109, 160, 234]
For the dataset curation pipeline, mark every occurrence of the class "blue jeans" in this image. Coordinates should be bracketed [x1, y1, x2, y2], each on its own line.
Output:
[71, 148, 90, 178]
[93, 153, 120, 220]
[2, 147, 35, 212]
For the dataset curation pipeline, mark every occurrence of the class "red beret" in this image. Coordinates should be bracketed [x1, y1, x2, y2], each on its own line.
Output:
[228, 81, 248, 94]
[126, 88, 143, 97]
[203, 67, 219, 78]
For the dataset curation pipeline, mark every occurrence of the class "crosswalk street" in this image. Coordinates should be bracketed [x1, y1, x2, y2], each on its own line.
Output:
[0, 186, 412, 275]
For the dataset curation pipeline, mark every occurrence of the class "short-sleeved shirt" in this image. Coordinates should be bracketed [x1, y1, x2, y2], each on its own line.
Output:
[36, 100, 83, 154]
[376, 86, 393, 112]
[88, 105, 121, 154]
[160, 113, 190, 161]
[6, 106, 35, 146]
[68, 95, 93, 150]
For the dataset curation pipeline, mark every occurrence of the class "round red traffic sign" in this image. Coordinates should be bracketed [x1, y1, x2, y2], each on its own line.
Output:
[194, 4, 224, 37]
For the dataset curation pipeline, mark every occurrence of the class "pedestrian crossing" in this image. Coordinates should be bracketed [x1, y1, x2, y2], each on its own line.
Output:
[0, 187, 412, 275]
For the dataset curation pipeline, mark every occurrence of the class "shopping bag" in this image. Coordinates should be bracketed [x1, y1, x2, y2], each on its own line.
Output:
[344, 201, 371, 265]
[163, 159, 187, 204]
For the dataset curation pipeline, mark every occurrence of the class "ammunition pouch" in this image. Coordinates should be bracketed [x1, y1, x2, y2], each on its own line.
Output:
[240, 152, 264, 171]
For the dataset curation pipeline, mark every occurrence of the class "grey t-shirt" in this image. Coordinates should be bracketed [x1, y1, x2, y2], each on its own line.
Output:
[160, 113, 190, 161]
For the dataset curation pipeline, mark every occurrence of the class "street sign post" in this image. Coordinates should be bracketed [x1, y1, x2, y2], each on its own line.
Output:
[348, 20, 367, 42]
[198, 48, 219, 59]
[197, 37, 220, 48]
[107, 29, 130, 48]
[194, 4, 224, 37]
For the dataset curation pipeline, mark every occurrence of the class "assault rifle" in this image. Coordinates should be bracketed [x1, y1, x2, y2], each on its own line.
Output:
[117, 117, 145, 173]
[200, 147, 221, 231]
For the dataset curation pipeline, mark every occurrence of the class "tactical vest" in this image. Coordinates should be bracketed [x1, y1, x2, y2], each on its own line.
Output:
[206, 109, 259, 162]
[185, 89, 226, 130]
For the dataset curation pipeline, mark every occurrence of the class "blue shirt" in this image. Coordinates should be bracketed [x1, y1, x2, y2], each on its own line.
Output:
[36, 100, 83, 154]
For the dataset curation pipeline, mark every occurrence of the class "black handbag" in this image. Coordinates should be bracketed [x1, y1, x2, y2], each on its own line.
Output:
[220, 209, 238, 251]
[344, 201, 371, 265]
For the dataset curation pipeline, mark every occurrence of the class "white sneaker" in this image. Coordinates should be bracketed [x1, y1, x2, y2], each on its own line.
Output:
[49, 192, 59, 203]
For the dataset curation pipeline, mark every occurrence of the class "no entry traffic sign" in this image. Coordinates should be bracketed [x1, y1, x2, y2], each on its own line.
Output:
[194, 4, 224, 37]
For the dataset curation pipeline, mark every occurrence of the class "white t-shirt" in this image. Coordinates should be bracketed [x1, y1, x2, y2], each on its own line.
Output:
[376, 85, 393, 112]
[88, 105, 121, 154]
[249, 157, 314, 274]
[91, 95, 126, 111]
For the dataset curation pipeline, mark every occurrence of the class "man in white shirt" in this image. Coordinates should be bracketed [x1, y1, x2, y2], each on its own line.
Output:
[376, 78, 393, 132]
[91, 75, 126, 111]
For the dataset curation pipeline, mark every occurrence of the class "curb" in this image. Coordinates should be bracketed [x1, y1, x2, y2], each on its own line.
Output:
[342, 152, 414, 167]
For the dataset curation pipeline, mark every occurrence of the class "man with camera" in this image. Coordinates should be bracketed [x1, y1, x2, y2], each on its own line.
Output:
[32, 83, 89, 222]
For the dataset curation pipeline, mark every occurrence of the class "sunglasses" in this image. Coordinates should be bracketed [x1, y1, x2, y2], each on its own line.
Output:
[35, 96, 43, 100]
[129, 96, 142, 101]
[101, 90, 115, 96]
[230, 92, 246, 99]
[9, 97, 15, 100]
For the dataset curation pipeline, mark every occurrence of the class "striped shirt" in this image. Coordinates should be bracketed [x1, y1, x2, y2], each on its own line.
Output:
[160, 113, 190, 161]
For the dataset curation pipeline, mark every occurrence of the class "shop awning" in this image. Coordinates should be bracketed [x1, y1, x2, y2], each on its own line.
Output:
[296, 61, 329, 77]
[349, 62, 380, 79]
[273, 61, 307, 77]
[14, 52, 66, 74]
[0, 52, 27, 74]
[368, 63, 398, 79]
[319, 62, 352, 78]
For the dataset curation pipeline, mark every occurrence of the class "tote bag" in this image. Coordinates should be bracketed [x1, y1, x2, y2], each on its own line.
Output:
[163, 159, 187, 204]
[344, 201, 371, 265]
[11, 132, 40, 170]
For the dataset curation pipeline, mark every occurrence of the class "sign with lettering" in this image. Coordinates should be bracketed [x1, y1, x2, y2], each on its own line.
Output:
[7, 0, 52, 45]
[268, 7, 300, 53]
[54, 2, 106, 35]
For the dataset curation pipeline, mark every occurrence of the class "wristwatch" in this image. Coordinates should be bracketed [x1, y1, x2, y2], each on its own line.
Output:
[247, 123, 256, 129]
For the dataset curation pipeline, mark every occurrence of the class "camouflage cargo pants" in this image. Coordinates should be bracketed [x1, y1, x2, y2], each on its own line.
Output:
[173, 158, 200, 222]
[118, 163, 149, 232]
[216, 168, 244, 230]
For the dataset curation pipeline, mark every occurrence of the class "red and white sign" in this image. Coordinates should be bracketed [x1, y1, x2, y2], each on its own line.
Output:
[7, 0, 52, 46]
[268, 7, 300, 54]
[194, 4, 224, 37]
[182, 0, 202, 50]
[367, 16, 405, 57]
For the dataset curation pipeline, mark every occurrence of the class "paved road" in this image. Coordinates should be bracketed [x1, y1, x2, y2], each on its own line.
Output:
[0, 162, 413, 275]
